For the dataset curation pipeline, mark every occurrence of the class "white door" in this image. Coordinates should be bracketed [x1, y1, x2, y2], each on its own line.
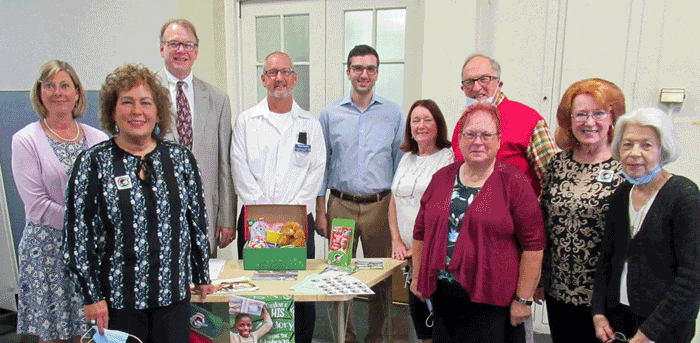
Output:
[325, 0, 406, 109]
[240, 0, 406, 259]
[240, 0, 326, 116]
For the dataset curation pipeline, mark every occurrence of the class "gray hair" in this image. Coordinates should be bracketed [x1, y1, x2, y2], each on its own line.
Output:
[462, 54, 501, 78]
[611, 107, 680, 166]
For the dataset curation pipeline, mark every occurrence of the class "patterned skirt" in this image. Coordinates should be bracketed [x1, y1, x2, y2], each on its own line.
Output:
[16, 222, 87, 341]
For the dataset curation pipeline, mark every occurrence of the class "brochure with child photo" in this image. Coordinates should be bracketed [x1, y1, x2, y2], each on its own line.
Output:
[229, 295, 294, 343]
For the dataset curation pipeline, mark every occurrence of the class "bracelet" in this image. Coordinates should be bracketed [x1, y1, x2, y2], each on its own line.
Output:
[513, 295, 533, 306]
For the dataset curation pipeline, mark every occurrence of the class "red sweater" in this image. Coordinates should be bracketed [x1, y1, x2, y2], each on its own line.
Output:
[413, 160, 545, 306]
[452, 97, 543, 195]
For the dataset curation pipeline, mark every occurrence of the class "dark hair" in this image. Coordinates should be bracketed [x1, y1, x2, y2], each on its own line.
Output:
[160, 19, 199, 44]
[347, 45, 379, 69]
[555, 78, 625, 150]
[234, 313, 252, 325]
[400, 99, 451, 153]
[99, 64, 172, 139]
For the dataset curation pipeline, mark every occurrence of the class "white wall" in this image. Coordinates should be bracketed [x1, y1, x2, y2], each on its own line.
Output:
[419, 0, 478, 135]
[0, 0, 228, 91]
[0, 1, 178, 90]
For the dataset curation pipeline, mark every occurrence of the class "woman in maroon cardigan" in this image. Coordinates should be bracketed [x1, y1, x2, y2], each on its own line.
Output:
[410, 103, 545, 342]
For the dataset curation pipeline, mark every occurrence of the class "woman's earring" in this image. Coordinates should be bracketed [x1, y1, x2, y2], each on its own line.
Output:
[154, 125, 161, 136]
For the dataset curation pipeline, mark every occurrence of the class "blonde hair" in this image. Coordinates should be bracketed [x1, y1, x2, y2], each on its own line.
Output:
[30, 60, 87, 118]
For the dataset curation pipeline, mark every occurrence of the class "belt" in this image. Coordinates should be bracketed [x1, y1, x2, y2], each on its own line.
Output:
[330, 189, 391, 204]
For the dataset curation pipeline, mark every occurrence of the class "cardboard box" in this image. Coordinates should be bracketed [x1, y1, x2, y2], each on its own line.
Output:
[242, 204, 307, 270]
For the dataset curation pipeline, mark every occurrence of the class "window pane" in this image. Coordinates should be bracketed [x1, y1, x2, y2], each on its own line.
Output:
[256, 66, 266, 103]
[376, 9, 406, 60]
[256, 16, 281, 62]
[293, 65, 310, 111]
[284, 14, 310, 62]
[344, 64, 403, 107]
[344, 10, 372, 60]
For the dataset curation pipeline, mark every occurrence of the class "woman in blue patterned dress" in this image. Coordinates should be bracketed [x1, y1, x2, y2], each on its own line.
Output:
[63, 64, 214, 343]
[11, 60, 108, 342]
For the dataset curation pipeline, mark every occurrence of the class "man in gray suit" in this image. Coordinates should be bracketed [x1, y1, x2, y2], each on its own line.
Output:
[160, 19, 236, 254]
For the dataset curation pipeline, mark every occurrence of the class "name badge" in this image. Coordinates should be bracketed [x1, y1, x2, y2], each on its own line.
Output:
[597, 169, 614, 183]
[294, 143, 311, 153]
[114, 175, 133, 190]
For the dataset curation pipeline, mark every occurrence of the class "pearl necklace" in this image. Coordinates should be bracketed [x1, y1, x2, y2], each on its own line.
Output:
[43, 118, 81, 142]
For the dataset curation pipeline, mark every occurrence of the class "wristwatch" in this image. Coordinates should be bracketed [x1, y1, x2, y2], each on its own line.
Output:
[513, 295, 533, 306]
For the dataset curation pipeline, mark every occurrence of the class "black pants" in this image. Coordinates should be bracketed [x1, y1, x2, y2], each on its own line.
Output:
[544, 294, 598, 343]
[236, 213, 317, 343]
[431, 279, 524, 343]
[606, 304, 696, 343]
[108, 298, 190, 343]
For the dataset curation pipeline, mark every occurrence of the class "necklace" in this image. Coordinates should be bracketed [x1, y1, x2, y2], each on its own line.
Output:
[43, 118, 81, 142]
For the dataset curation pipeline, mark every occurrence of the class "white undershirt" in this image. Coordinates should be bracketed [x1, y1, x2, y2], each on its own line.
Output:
[620, 186, 660, 305]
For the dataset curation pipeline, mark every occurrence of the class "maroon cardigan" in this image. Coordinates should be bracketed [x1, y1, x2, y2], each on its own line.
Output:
[413, 160, 545, 306]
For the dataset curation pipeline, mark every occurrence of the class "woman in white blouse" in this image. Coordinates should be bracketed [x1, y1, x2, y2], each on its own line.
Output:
[389, 99, 453, 342]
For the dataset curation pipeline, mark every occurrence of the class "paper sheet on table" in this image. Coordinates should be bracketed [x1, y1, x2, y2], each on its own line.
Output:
[208, 258, 227, 280]
[289, 274, 373, 296]
[289, 274, 326, 294]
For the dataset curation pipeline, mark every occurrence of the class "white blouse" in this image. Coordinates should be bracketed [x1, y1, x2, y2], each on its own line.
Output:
[390, 148, 454, 249]
[620, 186, 660, 306]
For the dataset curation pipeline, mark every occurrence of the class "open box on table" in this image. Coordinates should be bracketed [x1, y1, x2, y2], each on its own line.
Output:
[242, 204, 308, 270]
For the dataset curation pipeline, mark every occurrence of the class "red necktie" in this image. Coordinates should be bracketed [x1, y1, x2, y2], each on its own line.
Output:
[176, 81, 193, 149]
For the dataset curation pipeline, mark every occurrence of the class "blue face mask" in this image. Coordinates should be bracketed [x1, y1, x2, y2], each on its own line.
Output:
[465, 82, 501, 106]
[621, 164, 662, 185]
[92, 329, 131, 343]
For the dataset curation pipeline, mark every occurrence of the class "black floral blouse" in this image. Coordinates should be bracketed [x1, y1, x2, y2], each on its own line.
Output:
[540, 150, 623, 306]
[63, 139, 210, 310]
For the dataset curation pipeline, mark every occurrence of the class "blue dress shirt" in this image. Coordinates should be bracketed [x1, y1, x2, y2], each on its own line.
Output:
[319, 93, 405, 196]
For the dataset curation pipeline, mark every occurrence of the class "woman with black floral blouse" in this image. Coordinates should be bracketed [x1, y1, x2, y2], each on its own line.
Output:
[537, 78, 625, 342]
[63, 64, 214, 343]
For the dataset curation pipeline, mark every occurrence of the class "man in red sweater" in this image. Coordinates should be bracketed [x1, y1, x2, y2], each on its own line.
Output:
[451, 54, 558, 196]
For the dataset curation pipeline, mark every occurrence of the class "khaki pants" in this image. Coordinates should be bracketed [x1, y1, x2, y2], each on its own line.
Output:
[328, 193, 391, 340]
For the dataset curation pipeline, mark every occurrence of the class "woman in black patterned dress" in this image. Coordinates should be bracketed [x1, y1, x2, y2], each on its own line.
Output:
[63, 64, 214, 343]
[537, 78, 625, 342]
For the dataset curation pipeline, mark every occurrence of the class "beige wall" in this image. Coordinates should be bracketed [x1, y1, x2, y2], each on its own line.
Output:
[178, 0, 230, 91]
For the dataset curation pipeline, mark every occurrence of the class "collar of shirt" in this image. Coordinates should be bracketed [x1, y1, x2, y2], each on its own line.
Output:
[250, 99, 304, 121]
[340, 93, 383, 113]
[163, 67, 195, 119]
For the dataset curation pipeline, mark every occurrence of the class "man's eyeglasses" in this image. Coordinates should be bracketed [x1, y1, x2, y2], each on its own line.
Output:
[349, 65, 378, 75]
[162, 40, 198, 51]
[461, 131, 499, 143]
[461, 75, 499, 88]
[571, 110, 610, 123]
[263, 68, 295, 77]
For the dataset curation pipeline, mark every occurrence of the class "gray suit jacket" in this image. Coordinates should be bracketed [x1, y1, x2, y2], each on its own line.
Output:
[164, 76, 236, 253]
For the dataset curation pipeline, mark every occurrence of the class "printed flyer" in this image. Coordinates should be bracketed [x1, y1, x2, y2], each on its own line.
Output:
[229, 295, 294, 343]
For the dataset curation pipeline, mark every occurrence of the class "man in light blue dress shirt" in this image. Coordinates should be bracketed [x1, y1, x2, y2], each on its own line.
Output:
[316, 44, 404, 343]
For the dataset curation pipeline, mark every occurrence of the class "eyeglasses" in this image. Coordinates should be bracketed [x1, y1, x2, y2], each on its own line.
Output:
[349, 65, 378, 75]
[613, 332, 629, 342]
[263, 68, 295, 77]
[393, 171, 418, 198]
[162, 40, 198, 51]
[41, 81, 75, 93]
[461, 75, 498, 88]
[572, 110, 610, 123]
[461, 131, 499, 143]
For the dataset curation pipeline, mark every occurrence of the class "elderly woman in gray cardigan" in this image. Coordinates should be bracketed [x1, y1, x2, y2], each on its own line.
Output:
[592, 108, 700, 343]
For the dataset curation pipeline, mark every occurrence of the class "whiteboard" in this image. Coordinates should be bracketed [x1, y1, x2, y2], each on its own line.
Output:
[0, 162, 18, 311]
